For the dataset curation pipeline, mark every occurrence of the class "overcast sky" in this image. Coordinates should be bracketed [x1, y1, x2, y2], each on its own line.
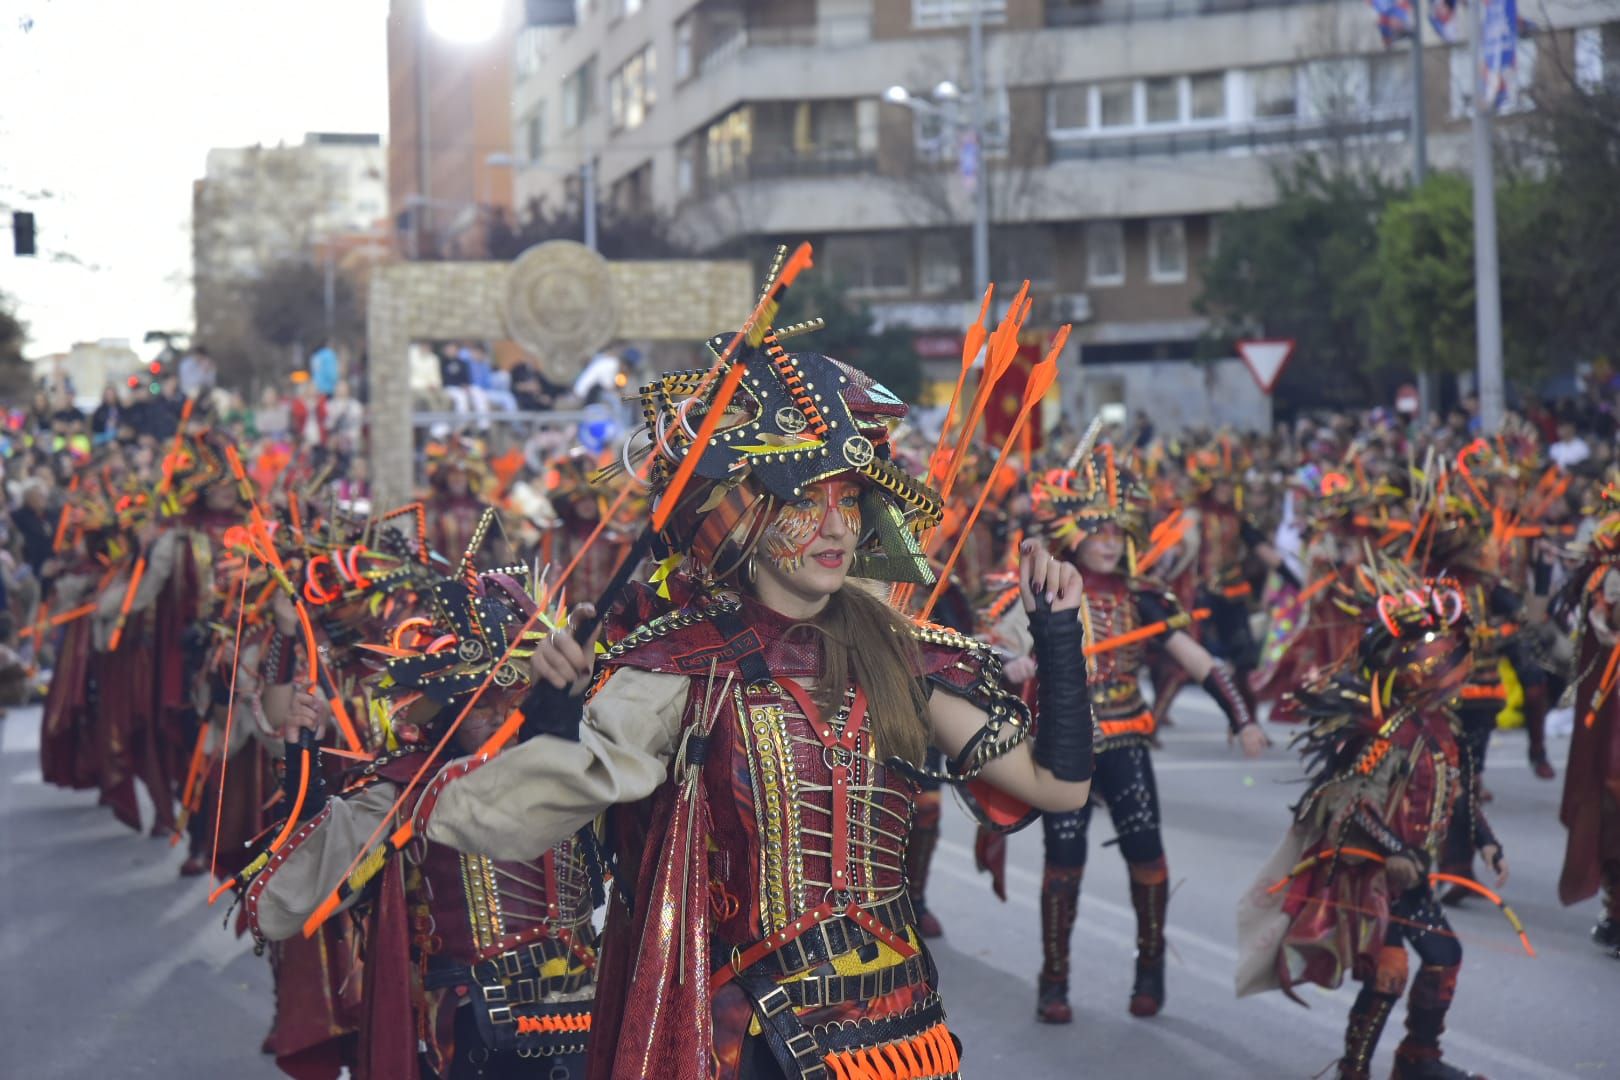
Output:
[0, 0, 391, 358]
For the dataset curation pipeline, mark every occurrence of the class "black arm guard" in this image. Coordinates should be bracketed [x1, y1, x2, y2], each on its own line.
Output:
[1350, 804, 1428, 872]
[281, 730, 329, 822]
[1202, 663, 1255, 734]
[1028, 604, 1094, 782]
[517, 680, 585, 743]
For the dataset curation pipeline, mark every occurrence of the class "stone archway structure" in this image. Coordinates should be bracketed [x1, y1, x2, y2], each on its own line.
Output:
[366, 241, 752, 508]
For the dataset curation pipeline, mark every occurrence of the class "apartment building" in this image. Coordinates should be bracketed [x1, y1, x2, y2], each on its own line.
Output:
[507, 0, 1619, 419]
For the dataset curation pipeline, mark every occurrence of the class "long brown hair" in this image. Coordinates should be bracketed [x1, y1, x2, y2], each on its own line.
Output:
[796, 586, 932, 766]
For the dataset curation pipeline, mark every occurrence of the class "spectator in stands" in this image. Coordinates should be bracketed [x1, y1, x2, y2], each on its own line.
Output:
[254, 385, 292, 443]
[89, 385, 123, 442]
[1550, 419, 1592, 471]
[310, 339, 341, 397]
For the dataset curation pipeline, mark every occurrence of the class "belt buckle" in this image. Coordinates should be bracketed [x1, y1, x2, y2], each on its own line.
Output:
[785, 1031, 823, 1066]
[778, 935, 811, 975]
[482, 983, 508, 1004]
[501, 949, 523, 978]
[487, 1005, 513, 1026]
[758, 984, 793, 1019]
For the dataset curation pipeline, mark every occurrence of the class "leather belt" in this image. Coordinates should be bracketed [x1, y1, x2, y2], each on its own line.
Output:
[725, 893, 917, 981]
[780, 953, 930, 1010]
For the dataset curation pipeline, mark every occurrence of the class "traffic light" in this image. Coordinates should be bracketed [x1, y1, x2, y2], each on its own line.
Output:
[127, 375, 140, 389]
[148, 361, 162, 375]
[12, 212, 35, 256]
[149, 381, 161, 395]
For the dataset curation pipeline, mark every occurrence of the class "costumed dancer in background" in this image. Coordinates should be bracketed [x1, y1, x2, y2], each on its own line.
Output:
[987, 447, 1266, 1024]
[405, 271, 1098, 1080]
[1236, 563, 1504, 1080]
[1412, 457, 1549, 902]
[1553, 490, 1620, 959]
[242, 552, 601, 1079]
[1185, 444, 1295, 721]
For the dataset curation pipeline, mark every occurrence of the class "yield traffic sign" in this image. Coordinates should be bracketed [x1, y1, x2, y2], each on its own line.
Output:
[1236, 339, 1296, 395]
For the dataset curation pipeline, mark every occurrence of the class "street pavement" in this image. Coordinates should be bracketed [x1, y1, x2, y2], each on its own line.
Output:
[2, 696, 1614, 1079]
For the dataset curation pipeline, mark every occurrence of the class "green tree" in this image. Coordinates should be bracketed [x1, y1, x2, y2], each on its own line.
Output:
[248, 258, 362, 359]
[775, 274, 923, 404]
[0, 291, 33, 402]
[1369, 173, 1477, 377]
[1195, 158, 1396, 408]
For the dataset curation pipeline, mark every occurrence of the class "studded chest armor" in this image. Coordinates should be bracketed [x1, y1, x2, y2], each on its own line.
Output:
[1082, 574, 1155, 747]
[704, 677, 917, 948]
[1198, 503, 1245, 584]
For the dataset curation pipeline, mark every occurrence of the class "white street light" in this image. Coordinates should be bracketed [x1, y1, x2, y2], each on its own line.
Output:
[424, 0, 504, 43]
[934, 80, 961, 101]
[883, 85, 911, 105]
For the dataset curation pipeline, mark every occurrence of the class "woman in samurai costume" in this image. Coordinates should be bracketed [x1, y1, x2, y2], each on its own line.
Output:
[1235, 564, 1506, 1080]
[1552, 493, 1620, 957]
[407, 312, 1098, 1080]
[985, 448, 1266, 1024]
[238, 550, 602, 1080]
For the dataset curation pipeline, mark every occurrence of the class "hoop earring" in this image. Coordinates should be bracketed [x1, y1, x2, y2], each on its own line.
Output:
[745, 555, 757, 584]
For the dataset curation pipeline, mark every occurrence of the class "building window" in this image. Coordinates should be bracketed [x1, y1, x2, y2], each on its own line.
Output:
[1190, 72, 1226, 121]
[1049, 84, 1090, 134]
[1301, 58, 1369, 120]
[609, 45, 656, 131]
[913, 0, 1007, 28]
[919, 232, 964, 295]
[608, 0, 642, 19]
[675, 16, 694, 82]
[1449, 39, 1538, 117]
[1148, 218, 1186, 283]
[1097, 81, 1133, 127]
[993, 227, 1056, 288]
[823, 233, 912, 294]
[526, 108, 545, 161]
[1369, 53, 1412, 116]
[1086, 221, 1125, 287]
[562, 56, 597, 129]
[706, 106, 752, 182]
[1249, 65, 1298, 120]
[677, 135, 700, 197]
[1145, 77, 1179, 125]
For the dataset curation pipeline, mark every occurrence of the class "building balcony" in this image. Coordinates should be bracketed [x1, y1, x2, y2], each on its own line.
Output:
[1048, 112, 1408, 162]
[700, 148, 878, 195]
[694, 15, 872, 78]
[1044, 0, 1326, 28]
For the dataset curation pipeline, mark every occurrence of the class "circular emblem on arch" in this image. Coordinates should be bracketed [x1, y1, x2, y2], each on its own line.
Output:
[501, 240, 620, 385]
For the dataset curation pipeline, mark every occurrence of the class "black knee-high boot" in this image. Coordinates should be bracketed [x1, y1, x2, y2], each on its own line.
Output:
[1392, 964, 1483, 1079]
[906, 791, 943, 939]
[1337, 984, 1400, 1080]
[1128, 858, 1168, 1017]
[1037, 865, 1083, 1023]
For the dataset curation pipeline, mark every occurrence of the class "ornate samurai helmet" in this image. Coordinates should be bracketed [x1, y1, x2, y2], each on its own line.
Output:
[614, 253, 943, 584]
[1334, 554, 1473, 706]
[1033, 445, 1148, 551]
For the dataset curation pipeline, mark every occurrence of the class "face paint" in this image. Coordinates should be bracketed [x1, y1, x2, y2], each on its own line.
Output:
[759, 481, 863, 573]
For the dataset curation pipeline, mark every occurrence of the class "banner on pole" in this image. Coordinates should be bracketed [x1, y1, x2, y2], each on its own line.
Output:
[1236, 339, 1296, 395]
[1480, 0, 1519, 111]
[1430, 0, 1461, 42]
[1368, 0, 1416, 45]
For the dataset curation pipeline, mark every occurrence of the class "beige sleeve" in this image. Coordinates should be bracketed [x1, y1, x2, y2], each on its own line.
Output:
[254, 780, 399, 941]
[424, 667, 689, 862]
[986, 602, 1033, 658]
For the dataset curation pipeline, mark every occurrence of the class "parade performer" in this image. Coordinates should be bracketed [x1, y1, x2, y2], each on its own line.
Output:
[405, 287, 1097, 1080]
[242, 546, 599, 1079]
[1236, 564, 1504, 1080]
[1185, 445, 1293, 719]
[987, 451, 1265, 1023]
[1554, 495, 1620, 958]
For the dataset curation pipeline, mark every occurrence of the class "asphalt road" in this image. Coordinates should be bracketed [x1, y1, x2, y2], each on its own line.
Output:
[2, 697, 1614, 1079]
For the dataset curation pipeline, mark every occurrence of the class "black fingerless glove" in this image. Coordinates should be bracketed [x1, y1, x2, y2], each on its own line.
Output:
[281, 730, 329, 822]
[1028, 603, 1094, 782]
[1201, 663, 1255, 735]
[1135, 589, 1176, 627]
[517, 680, 586, 743]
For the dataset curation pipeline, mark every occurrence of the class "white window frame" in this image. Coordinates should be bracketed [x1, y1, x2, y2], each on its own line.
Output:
[1048, 73, 1231, 140]
[1148, 218, 1187, 284]
[1086, 221, 1125, 288]
[913, 0, 1007, 29]
[675, 15, 694, 83]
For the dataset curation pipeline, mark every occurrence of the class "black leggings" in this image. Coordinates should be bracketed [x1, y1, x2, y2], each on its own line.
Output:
[1385, 887, 1463, 969]
[1442, 702, 1495, 870]
[1197, 588, 1260, 672]
[1042, 742, 1164, 868]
